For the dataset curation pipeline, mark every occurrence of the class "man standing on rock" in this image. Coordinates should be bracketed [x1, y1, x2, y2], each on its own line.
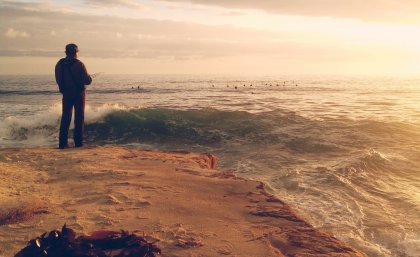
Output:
[55, 43, 92, 149]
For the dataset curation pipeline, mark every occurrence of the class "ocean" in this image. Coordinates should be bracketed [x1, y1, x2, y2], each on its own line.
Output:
[1, 74, 419, 256]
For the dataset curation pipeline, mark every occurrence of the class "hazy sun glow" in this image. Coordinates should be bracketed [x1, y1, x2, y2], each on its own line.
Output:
[1, 0, 420, 76]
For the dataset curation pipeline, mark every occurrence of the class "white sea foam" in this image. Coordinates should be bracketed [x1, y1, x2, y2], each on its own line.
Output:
[0, 104, 61, 147]
[85, 103, 129, 123]
[0, 103, 129, 148]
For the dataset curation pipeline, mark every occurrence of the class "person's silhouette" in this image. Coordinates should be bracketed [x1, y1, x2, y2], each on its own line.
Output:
[55, 43, 92, 149]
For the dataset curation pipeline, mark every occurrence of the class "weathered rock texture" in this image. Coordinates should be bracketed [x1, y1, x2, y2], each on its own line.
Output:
[0, 146, 366, 257]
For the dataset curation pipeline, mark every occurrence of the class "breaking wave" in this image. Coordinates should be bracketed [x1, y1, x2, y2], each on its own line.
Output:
[1, 106, 419, 152]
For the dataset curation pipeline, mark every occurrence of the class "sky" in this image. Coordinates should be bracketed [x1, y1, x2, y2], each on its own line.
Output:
[1, 0, 420, 76]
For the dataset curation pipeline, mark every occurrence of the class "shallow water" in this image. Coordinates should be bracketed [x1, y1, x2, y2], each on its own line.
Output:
[1, 74, 420, 256]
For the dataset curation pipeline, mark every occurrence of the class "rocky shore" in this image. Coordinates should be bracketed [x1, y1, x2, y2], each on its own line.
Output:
[0, 146, 366, 257]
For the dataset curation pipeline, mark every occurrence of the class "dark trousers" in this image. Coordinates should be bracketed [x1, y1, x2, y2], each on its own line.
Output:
[59, 91, 85, 148]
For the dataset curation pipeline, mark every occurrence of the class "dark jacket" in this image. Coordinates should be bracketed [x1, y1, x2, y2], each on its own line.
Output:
[55, 57, 92, 94]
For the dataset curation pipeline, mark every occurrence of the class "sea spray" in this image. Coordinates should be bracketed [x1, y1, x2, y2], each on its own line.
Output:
[0, 104, 61, 147]
[0, 104, 129, 148]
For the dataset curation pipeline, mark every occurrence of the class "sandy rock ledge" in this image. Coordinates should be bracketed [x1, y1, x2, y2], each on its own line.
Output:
[0, 146, 366, 257]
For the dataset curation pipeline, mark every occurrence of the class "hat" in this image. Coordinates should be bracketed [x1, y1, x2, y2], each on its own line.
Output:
[65, 43, 79, 55]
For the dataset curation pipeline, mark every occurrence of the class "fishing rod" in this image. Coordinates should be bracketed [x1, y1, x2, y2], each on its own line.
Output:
[91, 72, 104, 79]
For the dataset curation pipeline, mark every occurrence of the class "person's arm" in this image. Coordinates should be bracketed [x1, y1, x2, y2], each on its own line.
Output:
[79, 62, 92, 85]
[55, 60, 64, 93]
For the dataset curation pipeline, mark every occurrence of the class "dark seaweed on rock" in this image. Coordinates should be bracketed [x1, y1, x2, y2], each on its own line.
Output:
[14, 224, 161, 257]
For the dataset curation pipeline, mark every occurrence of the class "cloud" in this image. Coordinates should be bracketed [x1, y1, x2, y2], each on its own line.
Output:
[161, 0, 420, 23]
[84, 0, 147, 8]
[0, 4, 312, 59]
[0, 49, 60, 57]
[5, 28, 30, 38]
[1, 0, 418, 76]
[1, 0, 77, 14]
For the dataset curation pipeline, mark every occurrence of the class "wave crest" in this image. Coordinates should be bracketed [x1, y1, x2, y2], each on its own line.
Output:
[86, 108, 267, 145]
